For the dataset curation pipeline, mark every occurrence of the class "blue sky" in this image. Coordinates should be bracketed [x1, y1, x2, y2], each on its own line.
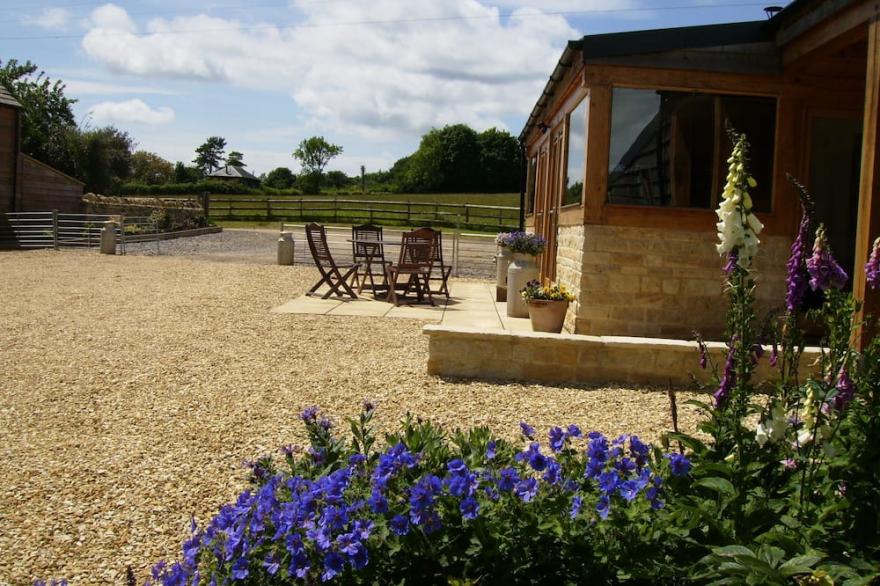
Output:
[0, 1, 784, 176]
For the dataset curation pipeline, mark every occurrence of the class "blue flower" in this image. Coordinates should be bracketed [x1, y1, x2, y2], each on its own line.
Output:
[300, 406, 319, 422]
[447, 458, 467, 475]
[389, 514, 410, 536]
[570, 495, 583, 519]
[321, 551, 345, 582]
[422, 510, 443, 534]
[262, 555, 280, 576]
[348, 453, 366, 467]
[614, 457, 636, 475]
[596, 495, 611, 520]
[517, 442, 547, 471]
[566, 424, 583, 438]
[486, 440, 497, 460]
[519, 421, 536, 440]
[231, 558, 249, 580]
[598, 471, 619, 494]
[585, 458, 604, 479]
[542, 459, 562, 485]
[515, 478, 539, 502]
[498, 467, 520, 492]
[617, 480, 640, 502]
[460, 496, 480, 520]
[548, 426, 566, 452]
[666, 453, 692, 477]
[368, 488, 388, 514]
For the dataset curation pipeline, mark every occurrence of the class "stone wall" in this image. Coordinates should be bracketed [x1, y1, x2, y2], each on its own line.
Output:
[83, 193, 206, 232]
[425, 325, 819, 387]
[555, 224, 585, 333]
[558, 224, 789, 339]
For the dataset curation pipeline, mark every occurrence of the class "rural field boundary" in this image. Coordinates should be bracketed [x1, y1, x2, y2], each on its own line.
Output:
[166, 195, 520, 233]
[0, 211, 162, 254]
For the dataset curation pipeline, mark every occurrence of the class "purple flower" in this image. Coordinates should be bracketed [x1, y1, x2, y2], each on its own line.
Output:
[516, 442, 547, 472]
[833, 367, 856, 411]
[566, 424, 583, 438]
[866, 237, 880, 290]
[769, 342, 779, 367]
[519, 421, 536, 440]
[724, 249, 739, 276]
[713, 342, 737, 408]
[231, 557, 249, 580]
[486, 440, 497, 460]
[666, 453, 692, 477]
[498, 467, 520, 492]
[362, 399, 375, 413]
[782, 458, 797, 470]
[695, 332, 708, 370]
[389, 514, 409, 536]
[806, 224, 848, 292]
[598, 471, 619, 494]
[542, 459, 562, 485]
[596, 495, 611, 520]
[570, 495, 583, 519]
[262, 555, 280, 576]
[514, 477, 539, 502]
[548, 427, 566, 452]
[321, 552, 345, 582]
[368, 488, 388, 514]
[300, 406, 319, 422]
[786, 209, 811, 312]
[460, 496, 480, 520]
[617, 480, 640, 502]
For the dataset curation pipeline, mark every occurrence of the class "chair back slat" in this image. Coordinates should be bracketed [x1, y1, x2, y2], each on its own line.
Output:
[397, 227, 435, 271]
[306, 222, 335, 268]
[352, 224, 384, 260]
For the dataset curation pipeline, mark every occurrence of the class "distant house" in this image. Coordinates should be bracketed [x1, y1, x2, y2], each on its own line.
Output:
[208, 164, 260, 188]
[0, 84, 84, 214]
[521, 0, 880, 339]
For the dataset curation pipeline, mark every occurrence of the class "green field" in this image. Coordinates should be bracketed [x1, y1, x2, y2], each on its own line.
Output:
[200, 192, 520, 233]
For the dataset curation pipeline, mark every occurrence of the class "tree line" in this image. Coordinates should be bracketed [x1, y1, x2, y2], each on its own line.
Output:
[2, 58, 521, 197]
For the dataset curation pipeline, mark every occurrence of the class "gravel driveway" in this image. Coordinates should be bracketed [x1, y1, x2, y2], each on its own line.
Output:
[0, 250, 703, 584]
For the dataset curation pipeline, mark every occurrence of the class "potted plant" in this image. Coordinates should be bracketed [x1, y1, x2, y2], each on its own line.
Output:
[521, 279, 575, 333]
[505, 232, 547, 318]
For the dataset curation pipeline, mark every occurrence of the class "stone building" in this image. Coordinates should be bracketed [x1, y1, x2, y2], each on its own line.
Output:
[521, 0, 880, 339]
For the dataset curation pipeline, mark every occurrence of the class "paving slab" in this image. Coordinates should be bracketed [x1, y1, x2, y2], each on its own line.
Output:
[272, 296, 342, 314]
[326, 300, 393, 317]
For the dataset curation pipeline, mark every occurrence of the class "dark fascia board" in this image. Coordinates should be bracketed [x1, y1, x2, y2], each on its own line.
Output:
[770, 0, 864, 46]
[518, 40, 582, 142]
[579, 21, 772, 60]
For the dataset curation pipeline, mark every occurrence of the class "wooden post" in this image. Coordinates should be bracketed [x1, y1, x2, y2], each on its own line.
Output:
[407, 202, 411, 226]
[51, 210, 58, 250]
[854, 17, 880, 346]
[465, 205, 470, 225]
[583, 84, 611, 225]
[266, 198, 271, 218]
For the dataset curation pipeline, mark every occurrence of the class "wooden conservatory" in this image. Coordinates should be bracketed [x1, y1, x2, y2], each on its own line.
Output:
[521, 0, 880, 339]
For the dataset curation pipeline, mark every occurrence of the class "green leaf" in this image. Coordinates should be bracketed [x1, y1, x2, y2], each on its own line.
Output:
[778, 555, 821, 575]
[696, 477, 736, 496]
[712, 545, 755, 558]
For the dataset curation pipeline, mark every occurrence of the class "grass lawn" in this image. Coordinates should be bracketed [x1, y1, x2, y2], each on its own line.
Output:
[200, 192, 520, 207]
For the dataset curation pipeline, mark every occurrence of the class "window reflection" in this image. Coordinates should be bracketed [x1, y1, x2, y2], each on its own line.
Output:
[563, 97, 587, 206]
[607, 88, 775, 211]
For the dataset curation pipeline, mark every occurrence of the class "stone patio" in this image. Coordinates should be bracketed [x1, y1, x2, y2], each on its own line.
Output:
[272, 280, 534, 331]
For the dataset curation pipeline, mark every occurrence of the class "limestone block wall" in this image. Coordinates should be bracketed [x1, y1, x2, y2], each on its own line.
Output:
[561, 224, 790, 339]
[555, 224, 585, 333]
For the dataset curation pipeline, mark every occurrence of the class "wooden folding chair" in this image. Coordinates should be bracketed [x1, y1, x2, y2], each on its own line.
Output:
[351, 224, 390, 294]
[419, 227, 452, 298]
[305, 223, 360, 299]
[385, 228, 435, 306]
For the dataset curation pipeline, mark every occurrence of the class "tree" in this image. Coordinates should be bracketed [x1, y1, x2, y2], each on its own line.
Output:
[131, 150, 174, 184]
[403, 124, 481, 192]
[324, 170, 351, 190]
[293, 136, 342, 192]
[264, 167, 295, 189]
[193, 136, 226, 173]
[226, 150, 245, 168]
[0, 59, 79, 176]
[477, 128, 520, 192]
[73, 126, 135, 193]
[174, 161, 202, 183]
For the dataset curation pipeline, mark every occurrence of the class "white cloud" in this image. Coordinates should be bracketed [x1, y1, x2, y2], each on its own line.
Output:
[88, 99, 175, 125]
[22, 7, 72, 30]
[81, 1, 583, 140]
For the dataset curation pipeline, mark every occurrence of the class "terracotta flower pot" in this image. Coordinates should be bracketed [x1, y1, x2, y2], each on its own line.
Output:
[527, 299, 569, 333]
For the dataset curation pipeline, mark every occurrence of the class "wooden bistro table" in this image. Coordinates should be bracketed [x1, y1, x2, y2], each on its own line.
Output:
[347, 237, 396, 295]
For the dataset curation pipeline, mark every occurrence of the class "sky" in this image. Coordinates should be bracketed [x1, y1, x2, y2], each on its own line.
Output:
[0, 0, 785, 177]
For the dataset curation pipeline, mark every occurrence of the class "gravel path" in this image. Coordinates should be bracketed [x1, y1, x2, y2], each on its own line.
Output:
[0, 250, 705, 584]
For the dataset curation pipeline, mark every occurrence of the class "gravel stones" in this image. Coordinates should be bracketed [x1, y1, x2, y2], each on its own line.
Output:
[0, 249, 704, 584]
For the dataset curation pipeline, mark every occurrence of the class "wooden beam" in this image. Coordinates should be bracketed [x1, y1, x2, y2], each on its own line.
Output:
[583, 84, 611, 225]
[853, 17, 880, 344]
[781, 0, 879, 65]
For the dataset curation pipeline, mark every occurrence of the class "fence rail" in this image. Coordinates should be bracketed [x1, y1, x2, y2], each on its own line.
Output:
[279, 223, 496, 278]
[0, 211, 160, 254]
[196, 196, 519, 232]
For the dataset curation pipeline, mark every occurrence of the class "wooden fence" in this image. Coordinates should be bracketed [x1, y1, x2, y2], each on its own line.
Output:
[191, 195, 519, 232]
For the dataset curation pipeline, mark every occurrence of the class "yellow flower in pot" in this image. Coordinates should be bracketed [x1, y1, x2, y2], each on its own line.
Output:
[520, 280, 575, 333]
